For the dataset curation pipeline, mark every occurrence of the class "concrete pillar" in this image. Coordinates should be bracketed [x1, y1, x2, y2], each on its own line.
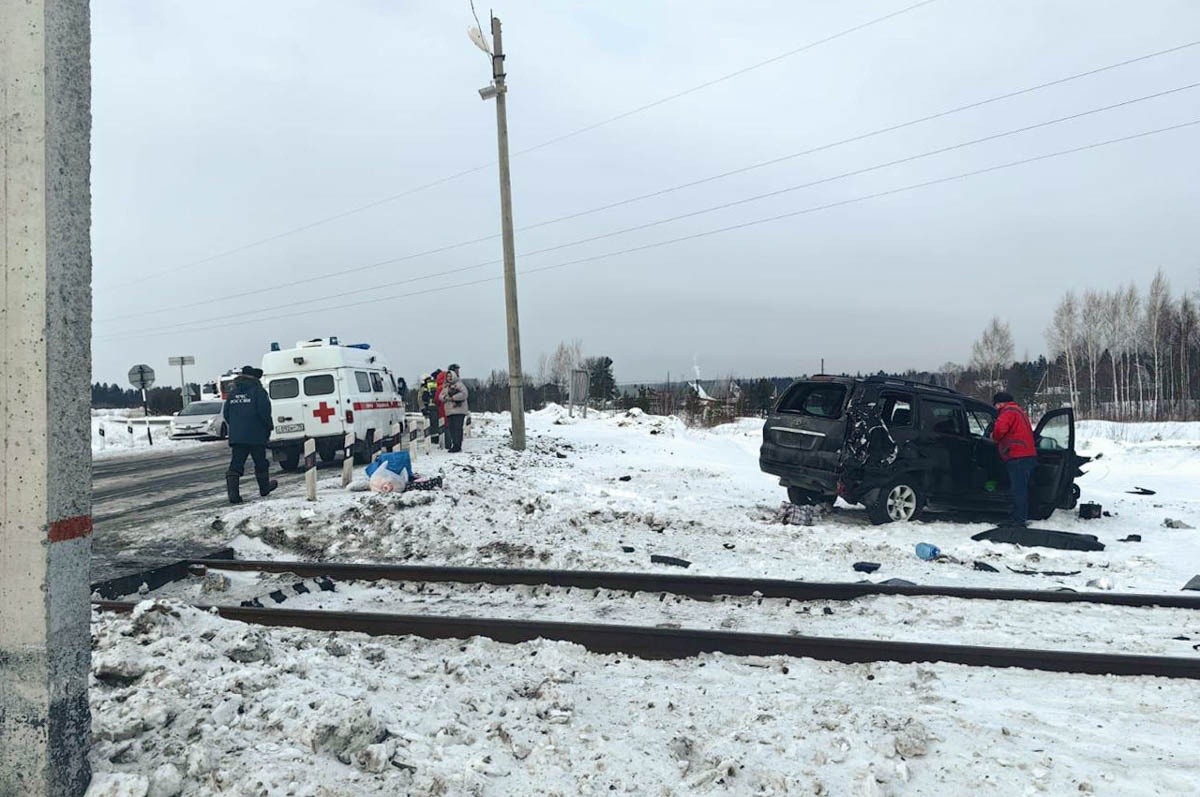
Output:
[0, 1, 94, 795]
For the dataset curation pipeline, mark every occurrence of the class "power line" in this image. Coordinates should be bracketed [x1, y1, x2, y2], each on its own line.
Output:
[94, 0, 940, 293]
[96, 39, 1200, 325]
[96, 118, 1199, 342]
[98, 83, 1199, 333]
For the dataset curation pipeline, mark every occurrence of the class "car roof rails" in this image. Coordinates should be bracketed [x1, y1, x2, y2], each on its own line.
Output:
[861, 375, 962, 396]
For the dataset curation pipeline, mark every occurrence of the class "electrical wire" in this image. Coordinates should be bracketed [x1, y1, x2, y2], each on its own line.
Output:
[95, 40, 1200, 325]
[97, 83, 1199, 332]
[96, 118, 1200, 342]
[94, 0, 940, 293]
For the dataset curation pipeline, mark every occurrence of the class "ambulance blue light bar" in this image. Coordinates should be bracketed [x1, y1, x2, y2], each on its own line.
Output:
[270, 342, 280, 351]
[348, 343, 371, 350]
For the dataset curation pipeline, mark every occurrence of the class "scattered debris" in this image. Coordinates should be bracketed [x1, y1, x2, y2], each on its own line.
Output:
[972, 527, 1105, 552]
[914, 543, 940, 561]
[722, 543, 736, 550]
[1126, 487, 1156, 495]
[1086, 577, 1114, 591]
[1164, 518, 1194, 529]
[556, 451, 568, 459]
[621, 546, 635, 553]
[1078, 503, 1102, 520]
[972, 561, 999, 573]
[1006, 566, 1083, 577]
[210, 518, 225, 532]
[775, 502, 821, 526]
[618, 475, 632, 482]
[877, 578, 917, 587]
[852, 561, 880, 574]
[1118, 534, 1142, 543]
[651, 554, 691, 569]
[1182, 575, 1200, 592]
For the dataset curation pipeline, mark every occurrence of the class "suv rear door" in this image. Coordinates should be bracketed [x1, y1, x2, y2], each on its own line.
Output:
[1029, 407, 1076, 518]
[762, 380, 853, 475]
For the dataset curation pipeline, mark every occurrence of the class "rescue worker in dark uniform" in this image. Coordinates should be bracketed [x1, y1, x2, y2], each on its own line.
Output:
[222, 366, 277, 504]
[419, 370, 442, 444]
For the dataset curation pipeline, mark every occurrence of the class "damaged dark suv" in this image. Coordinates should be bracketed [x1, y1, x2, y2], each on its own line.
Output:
[759, 376, 1087, 524]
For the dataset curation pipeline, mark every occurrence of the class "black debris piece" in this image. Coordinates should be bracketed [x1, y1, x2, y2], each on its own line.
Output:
[316, 577, 336, 592]
[269, 590, 287, 603]
[877, 578, 917, 587]
[651, 554, 691, 569]
[972, 526, 1105, 552]
[293, 581, 310, 594]
[621, 546, 635, 553]
[555, 452, 567, 459]
[1118, 535, 1142, 543]
[1006, 566, 1083, 577]
[618, 475, 632, 482]
[723, 543, 736, 550]
[240, 598, 264, 608]
[210, 518, 226, 531]
[1183, 575, 1200, 592]
[852, 561, 880, 574]
[1127, 487, 1156, 496]
[1078, 503, 1102, 520]
[1173, 635, 1191, 641]
[822, 607, 833, 616]
[973, 561, 1000, 572]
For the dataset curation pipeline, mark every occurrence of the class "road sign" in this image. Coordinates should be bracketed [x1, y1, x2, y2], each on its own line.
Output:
[168, 356, 195, 367]
[128, 364, 155, 390]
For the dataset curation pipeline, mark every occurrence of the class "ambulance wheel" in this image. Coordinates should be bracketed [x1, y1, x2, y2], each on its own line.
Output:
[276, 447, 301, 472]
[353, 432, 374, 465]
[318, 448, 338, 464]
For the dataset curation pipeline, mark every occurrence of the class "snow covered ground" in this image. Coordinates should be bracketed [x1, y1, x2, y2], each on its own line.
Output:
[93, 412, 201, 459]
[86, 407, 1200, 796]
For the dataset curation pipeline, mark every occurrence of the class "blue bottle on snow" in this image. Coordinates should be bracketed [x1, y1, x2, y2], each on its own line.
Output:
[915, 542, 940, 561]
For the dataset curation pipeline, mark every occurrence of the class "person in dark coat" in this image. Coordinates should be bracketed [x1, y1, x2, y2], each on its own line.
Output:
[222, 366, 277, 504]
[991, 391, 1037, 527]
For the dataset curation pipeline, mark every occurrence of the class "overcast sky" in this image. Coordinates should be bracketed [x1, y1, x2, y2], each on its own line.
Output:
[90, 0, 1200, 388]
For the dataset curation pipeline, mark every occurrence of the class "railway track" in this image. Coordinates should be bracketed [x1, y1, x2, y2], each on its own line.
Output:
[91, 558, 1200, 680]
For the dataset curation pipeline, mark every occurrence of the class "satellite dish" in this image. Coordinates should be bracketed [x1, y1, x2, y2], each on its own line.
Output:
[468, 25, 492, 55]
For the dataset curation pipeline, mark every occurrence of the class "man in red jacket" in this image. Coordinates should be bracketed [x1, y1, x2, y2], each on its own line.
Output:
[991, 391, 1038, 527]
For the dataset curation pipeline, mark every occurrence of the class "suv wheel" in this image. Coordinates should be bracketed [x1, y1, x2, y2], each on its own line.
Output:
[868, 480, 924, 525]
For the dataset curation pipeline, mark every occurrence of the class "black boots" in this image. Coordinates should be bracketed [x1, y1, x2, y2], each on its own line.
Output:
[226, 474, 243, 505]
[256, 470, 278, 497]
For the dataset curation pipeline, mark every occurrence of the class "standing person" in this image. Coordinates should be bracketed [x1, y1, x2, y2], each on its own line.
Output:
[222, 366, 277, 504]
[439, 366, 470, 453]
[435, 368, 449, 449]
[991, 391, 1037, 527]
[419, 371, 441, 444]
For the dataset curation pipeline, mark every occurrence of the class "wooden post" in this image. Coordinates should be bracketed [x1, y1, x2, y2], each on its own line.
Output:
[390, 421, 402, 453]
[341, 431, 355, 488]
[304, 438, 317, 501]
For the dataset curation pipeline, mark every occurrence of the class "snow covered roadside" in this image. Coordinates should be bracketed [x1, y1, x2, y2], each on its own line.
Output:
[86, 409, 1200, 795]
[93, 415, 202, 460]
[87, 601, 1200, 797]
[206, 407, 1200, 595]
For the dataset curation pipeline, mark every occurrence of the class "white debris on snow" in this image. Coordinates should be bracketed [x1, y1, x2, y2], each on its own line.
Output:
[88, 407, 1200, 794]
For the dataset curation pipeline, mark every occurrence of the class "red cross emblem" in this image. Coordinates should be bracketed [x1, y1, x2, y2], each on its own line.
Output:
[313, 401, 337, 423]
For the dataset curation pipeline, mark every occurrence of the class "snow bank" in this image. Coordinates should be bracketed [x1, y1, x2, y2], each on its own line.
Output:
[92, 417, 201, 459]
[1078, 420, 1200, 444]
[88, 600, 1200, 796]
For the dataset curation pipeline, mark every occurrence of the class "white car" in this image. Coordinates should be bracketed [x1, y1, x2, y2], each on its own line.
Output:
[168, 400, 227, 440]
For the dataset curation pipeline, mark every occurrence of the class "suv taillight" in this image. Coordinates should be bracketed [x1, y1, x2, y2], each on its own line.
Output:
[345, 410, 354, 423]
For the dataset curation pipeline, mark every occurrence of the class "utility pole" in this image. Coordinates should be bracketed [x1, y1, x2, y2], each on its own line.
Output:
[478, 15, 527, 451]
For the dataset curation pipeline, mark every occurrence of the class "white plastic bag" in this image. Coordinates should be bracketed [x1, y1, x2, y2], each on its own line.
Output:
[368, 463, 409, 493]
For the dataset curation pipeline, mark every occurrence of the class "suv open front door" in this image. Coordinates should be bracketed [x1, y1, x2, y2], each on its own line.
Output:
[1029, 407, 1075, 520]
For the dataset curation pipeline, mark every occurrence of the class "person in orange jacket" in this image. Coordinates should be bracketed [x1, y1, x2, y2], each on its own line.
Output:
[991, 391, 1037, 527]
[434, 368, 448, 448]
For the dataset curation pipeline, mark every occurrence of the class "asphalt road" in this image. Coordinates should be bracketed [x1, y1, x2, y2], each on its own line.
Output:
[90, 443, 325, 588]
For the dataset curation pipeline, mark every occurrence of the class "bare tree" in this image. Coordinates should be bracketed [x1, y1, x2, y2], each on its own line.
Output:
[1145, 270, 1171, 412]
[541, 339, 584, 393]
[971, 317, 1015, 390]
[1121, 284, 1143, 414]
[1045, 294, 1080, 408]
[1181, 295, 1199, 417]
[1079, 290, 1106, 412]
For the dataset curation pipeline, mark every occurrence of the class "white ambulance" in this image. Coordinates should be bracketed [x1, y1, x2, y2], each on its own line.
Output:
[260, 337, 405, 470]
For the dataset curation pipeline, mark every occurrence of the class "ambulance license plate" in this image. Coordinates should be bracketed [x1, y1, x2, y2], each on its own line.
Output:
[275, 423, 304, 434]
